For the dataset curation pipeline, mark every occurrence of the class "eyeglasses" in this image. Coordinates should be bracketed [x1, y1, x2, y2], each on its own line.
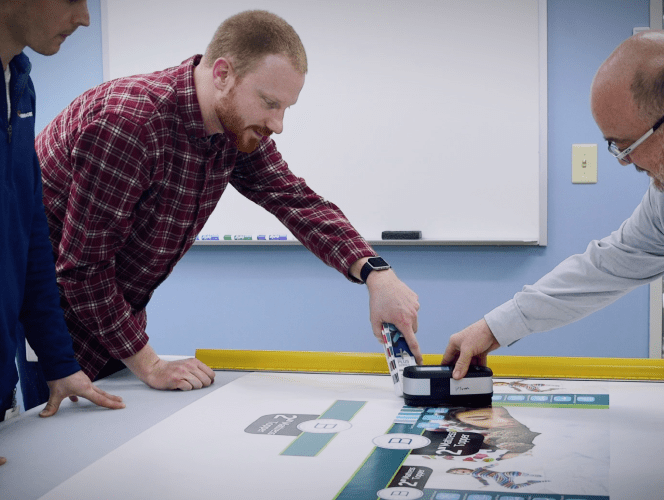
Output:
[607, 113, 664, 162]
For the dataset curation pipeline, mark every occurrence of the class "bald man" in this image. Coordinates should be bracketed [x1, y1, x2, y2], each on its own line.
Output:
[443, 31, 664, 379]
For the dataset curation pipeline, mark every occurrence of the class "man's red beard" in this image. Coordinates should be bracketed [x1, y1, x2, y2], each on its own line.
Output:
[215, 88, 272, 153]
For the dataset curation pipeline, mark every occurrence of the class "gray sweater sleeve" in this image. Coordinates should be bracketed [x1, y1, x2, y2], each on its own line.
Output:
[485, 184, 664, 346]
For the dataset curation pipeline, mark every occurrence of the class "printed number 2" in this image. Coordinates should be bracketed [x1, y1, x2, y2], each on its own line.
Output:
[399, 480, 418, 487]
[437, 448, 463, 455]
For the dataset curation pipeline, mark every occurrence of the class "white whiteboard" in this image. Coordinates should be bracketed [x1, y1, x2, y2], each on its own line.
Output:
[102, 0, 547, 245]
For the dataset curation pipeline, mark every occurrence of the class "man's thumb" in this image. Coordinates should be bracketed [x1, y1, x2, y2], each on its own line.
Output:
[39, 398, 61, 418]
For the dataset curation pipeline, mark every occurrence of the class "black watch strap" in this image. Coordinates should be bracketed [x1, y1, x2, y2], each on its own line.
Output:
[360, 256, 391, 283]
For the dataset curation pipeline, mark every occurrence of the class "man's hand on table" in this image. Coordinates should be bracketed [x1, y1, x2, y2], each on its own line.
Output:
[123, 344, 215, 390]
[40, 370, 126, 418]
[441, 318, 500, 380]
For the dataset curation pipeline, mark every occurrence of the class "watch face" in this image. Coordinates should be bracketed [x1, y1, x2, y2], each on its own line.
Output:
[368, 256, 390, 269]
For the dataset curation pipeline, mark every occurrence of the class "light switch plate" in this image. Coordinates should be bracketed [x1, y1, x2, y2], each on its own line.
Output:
[572, 144, 597, 184]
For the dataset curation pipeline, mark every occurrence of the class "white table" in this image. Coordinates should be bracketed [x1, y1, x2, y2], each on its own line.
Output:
[2, 363, 663, 499]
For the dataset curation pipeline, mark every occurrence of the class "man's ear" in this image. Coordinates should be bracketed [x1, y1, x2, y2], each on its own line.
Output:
[212, 58, 235, 91]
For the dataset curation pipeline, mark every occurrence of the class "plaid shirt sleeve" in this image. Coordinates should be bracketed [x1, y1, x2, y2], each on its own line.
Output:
[49, 113, 153, 359]
[231, 138, 375, 282]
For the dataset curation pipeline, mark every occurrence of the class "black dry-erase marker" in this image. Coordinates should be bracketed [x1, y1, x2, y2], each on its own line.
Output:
[402, 365, 493, 407]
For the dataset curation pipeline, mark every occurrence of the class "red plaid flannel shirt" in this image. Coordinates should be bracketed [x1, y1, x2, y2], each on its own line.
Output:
[36, 56, 374, 379]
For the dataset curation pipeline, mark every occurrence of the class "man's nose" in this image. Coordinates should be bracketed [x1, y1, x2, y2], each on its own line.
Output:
[267, 111, 285, 135]
[74, 1, 91, 27]
[618, 154, 632, 166]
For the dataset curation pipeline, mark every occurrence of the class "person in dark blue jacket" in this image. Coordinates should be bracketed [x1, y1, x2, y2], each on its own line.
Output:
[0, 0, 124, 466]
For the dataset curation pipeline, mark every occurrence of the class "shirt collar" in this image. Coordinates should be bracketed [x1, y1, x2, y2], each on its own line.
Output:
[176, 54, 226, 148]
[8, 52, 31, 76]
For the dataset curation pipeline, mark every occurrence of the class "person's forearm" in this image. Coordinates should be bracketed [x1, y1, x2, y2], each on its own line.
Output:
[22, 185, 81, 380]
[121, 343, 161, 381]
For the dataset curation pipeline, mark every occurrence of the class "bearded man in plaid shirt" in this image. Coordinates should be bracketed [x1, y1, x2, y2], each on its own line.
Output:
[21, 10, 421, 404]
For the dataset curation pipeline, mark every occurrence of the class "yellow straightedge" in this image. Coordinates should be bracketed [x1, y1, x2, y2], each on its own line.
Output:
[195, 349, 664, 381]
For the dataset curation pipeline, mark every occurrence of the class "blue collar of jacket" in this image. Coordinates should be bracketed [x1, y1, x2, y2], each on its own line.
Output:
[1, 52, 32, 127]
[10, 52, 31, 75]
[1, 51, 31, 85]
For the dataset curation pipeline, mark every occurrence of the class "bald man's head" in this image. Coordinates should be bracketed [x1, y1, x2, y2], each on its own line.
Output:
[592, 31, 664, 128]
[591, 31, 664, 190]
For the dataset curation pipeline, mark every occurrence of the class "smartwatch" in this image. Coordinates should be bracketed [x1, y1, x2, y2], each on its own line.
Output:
[360, 256, 391, 283]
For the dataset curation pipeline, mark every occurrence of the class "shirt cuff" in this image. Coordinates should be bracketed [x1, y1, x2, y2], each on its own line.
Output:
[101, 309, 150, 360]
[40, 358, 82, 382]
[484, 299, 532, 347]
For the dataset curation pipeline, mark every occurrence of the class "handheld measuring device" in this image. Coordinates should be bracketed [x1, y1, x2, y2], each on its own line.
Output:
[381, 323, 493, 407]
[402, 365, 493, 407]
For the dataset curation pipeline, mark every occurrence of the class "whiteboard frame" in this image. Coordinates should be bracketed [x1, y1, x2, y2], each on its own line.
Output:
[649, 0, 663, 359]
[100, 0, 548, 246]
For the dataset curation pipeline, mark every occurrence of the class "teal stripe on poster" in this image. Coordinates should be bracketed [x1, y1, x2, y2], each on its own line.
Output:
[334, 423, 424, 500]
[281, 432, 336, 457]
[321, 400, 367, 420]
[281, 400, 366, 457]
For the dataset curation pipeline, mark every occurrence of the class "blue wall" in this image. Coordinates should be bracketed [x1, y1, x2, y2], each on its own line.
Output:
[29, 0, 652, 359]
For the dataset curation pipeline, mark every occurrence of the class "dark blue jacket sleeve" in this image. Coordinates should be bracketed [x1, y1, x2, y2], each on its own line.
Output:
[19, 151, 81, 381]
